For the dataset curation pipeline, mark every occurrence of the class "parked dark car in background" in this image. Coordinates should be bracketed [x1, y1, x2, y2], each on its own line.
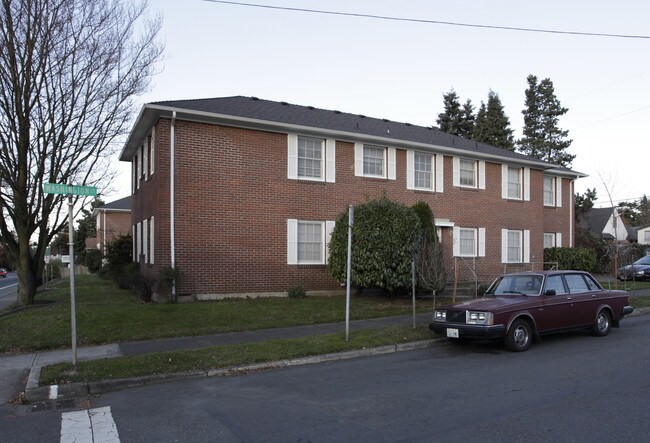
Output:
[0, 268, 6, 278]
[618, 255, 650, 281]
[430, 271, 633, 352]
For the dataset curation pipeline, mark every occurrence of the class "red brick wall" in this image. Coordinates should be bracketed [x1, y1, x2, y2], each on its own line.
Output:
[132, 118, 575, 295]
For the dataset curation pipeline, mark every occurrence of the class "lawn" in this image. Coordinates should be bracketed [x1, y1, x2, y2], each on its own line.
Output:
[0, 275, 435, 354]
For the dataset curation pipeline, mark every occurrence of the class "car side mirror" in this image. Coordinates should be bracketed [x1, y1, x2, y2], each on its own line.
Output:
[544, 289, 556, 296]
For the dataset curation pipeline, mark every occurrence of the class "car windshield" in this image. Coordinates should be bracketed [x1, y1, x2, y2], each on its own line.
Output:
[485, 274, 543, 296]
[634, 256, 650, 266]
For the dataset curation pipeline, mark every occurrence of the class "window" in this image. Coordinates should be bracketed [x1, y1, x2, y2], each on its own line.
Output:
[414, 152, 432, 189]
[288, 134, 335, 182]
[502, 229, 530, 263]
[453, 157, 485, 189]
[298, 136, 323, 179]
[460, 159, 476, 187]
[149, 216, 155, 265]
[364, 145, 385, 176]
[545, 275, 567, 295]
[133, 153, 139, 192]
[544, 176, 562, 207]
[544, 233, 562, 249]
[501, 165, 530, 200]
[355, 143, 396, 179]
[508, 167, 521, 199]
[287, 219, 335, 265]
[565, 274, 591, 293]
[407, 151, 443, 192]
[149, 128, 155, 176]
[544, 176, 555, 206]
[143, 219, 148, 263]
[453, 227, 485, 257]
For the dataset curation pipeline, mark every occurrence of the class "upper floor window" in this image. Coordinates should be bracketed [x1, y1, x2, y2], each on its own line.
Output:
[501, 165, 530, 201]
[288, 134, 335, 182]
[407, 151, 443, 192]
[355, 143, 396, 180]
[453, 157, 485, 189]
[543, 175, 562, 207]
[298, 136, 323, 179]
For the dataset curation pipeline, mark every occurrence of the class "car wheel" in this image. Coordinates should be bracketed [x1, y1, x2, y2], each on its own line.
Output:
[591, 309, 611, 337]
[505, 319, 532, 352]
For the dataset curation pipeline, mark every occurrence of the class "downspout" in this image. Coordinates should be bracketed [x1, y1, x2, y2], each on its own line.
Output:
[170, 111, 177, 301]
[569, 178, 577, 247]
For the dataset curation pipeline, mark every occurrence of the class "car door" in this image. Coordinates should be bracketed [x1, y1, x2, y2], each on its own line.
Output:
[564, 273, 600, 326]
[538, 274, 573, 332]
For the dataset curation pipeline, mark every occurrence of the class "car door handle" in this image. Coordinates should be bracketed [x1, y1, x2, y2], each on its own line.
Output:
[566, 297, 572, 301]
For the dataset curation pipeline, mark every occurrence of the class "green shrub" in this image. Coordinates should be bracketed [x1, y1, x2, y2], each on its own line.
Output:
[328, 195, 420, 295]
[544, 247, 597, 272]
[287, 286, 306, 298]
[105, 234, 133, 279]
[85, 249, 103, 273]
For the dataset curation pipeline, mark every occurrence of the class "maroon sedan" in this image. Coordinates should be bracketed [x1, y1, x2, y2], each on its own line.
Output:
[429, 270, 634, 352]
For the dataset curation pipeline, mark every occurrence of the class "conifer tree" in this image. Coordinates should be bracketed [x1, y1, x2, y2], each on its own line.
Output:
[473, 90, 515, 150]
[518, 75, 574, 167]
[436, 90, 475, 138]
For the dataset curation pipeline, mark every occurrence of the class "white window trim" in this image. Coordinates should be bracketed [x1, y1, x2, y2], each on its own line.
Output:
[288, 134, 335, 183]
[453, 227, 486, 257]
[544, 176, 563, 208]
[502, 165, 530, 201]
[453, 157, 485, 190]
[355, 143, 396, 180]
[149, 216, 155, 264]
[150, 127, 155, 175]
[501, 229, 530, 263]
[143, 219, 148, 263]
[136, 222, 141, 260]
[287, 219, 335, 265]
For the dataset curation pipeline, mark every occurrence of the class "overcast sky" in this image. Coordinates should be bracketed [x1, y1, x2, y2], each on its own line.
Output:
[115, 0, 650, 208]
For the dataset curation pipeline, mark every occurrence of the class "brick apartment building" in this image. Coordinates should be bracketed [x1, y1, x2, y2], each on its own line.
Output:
[88, 196, 132, 255]
[120, 96, 584, 298]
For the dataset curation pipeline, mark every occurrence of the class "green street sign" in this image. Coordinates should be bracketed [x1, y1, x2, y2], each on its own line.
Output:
[43, 183, 97, 197]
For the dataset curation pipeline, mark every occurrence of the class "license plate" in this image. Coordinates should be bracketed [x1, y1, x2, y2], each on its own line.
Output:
[446, 328, 459, 338]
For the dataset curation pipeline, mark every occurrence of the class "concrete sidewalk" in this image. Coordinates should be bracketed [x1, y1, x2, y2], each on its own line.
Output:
[1, 312, 435, 404]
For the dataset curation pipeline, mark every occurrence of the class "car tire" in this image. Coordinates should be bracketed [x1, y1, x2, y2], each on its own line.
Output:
[505, 319, 532, 352]
[591, 309, 611, 337]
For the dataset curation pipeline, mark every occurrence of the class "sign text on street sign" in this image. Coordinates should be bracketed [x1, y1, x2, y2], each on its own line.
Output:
[44, 183, 97, 197]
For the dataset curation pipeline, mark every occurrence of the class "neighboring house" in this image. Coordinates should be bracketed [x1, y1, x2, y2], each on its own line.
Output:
[636, 226, 650, 245]
[119, 96, 584, 298]
[578, 207, 629, 242]
[88, 196, 132, 255]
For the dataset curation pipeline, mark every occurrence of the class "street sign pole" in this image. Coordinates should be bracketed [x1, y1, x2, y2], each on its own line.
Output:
[68, 193, 77, 373]
[43, 183, 96, 373]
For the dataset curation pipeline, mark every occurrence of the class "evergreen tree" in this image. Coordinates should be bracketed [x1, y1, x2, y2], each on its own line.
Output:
[436, 90, 475, 138]
[518, 75, 574, 167]
[575, 188, 597, 221]
[473, 90, 515, 150]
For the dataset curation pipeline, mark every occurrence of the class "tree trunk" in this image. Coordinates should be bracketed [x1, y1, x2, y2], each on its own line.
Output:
[17, 241, 38, 305]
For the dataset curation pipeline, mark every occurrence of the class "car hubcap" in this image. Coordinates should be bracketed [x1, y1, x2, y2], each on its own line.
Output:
[514, 326, 528, 346]
[598, 314, 608, 332]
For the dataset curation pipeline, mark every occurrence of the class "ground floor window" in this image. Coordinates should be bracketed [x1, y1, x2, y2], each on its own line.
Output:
[287, 219, 335, 265]
[502, 229, 530, 263]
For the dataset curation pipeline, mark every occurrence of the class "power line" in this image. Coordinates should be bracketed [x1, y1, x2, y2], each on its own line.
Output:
[203, 0, 650, 39]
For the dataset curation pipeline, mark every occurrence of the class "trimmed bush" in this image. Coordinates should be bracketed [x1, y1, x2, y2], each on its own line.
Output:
[544, 247, 597, 272]
[328, 196, 420, 295]
[85, 249, 103, 273]
[287, 286, 307, 298]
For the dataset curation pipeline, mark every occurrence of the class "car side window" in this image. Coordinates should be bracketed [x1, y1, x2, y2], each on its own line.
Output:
[545, 275, 567, 295]
[565, 274, 590, 293]
[583, 274, 602, 291]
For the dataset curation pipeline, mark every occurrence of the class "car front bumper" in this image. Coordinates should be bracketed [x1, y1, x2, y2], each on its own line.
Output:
[429, 321, 506, 339]
[623, 305, 634, 316]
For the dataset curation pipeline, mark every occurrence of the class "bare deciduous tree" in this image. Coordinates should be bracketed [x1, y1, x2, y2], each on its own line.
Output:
[0, 0, 163, 305]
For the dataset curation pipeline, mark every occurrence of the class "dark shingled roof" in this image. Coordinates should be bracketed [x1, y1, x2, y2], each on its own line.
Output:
[579, 207, 627, 240]
[143, 96, 576, 171]
[98, 195, 131, 211]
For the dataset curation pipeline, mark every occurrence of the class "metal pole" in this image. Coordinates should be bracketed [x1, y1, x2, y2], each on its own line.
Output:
[412, 260, 416, 329]
[345, 205, 354, 342]
[68, 193, 77, 373]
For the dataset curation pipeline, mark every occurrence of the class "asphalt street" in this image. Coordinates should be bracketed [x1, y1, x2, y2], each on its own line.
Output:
[1, 314, 648, 442]
[0, 272, 18, 310]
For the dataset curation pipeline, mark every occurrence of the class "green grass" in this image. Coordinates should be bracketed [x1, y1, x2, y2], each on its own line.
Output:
[0, 275, 434, 354]
[39, 324, 433, 385]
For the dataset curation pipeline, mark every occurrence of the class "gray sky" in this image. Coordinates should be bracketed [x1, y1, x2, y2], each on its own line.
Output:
[117, 0, 650, 207]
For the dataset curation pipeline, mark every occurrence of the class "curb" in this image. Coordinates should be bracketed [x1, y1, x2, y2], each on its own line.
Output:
[24, 339, 441, 402]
